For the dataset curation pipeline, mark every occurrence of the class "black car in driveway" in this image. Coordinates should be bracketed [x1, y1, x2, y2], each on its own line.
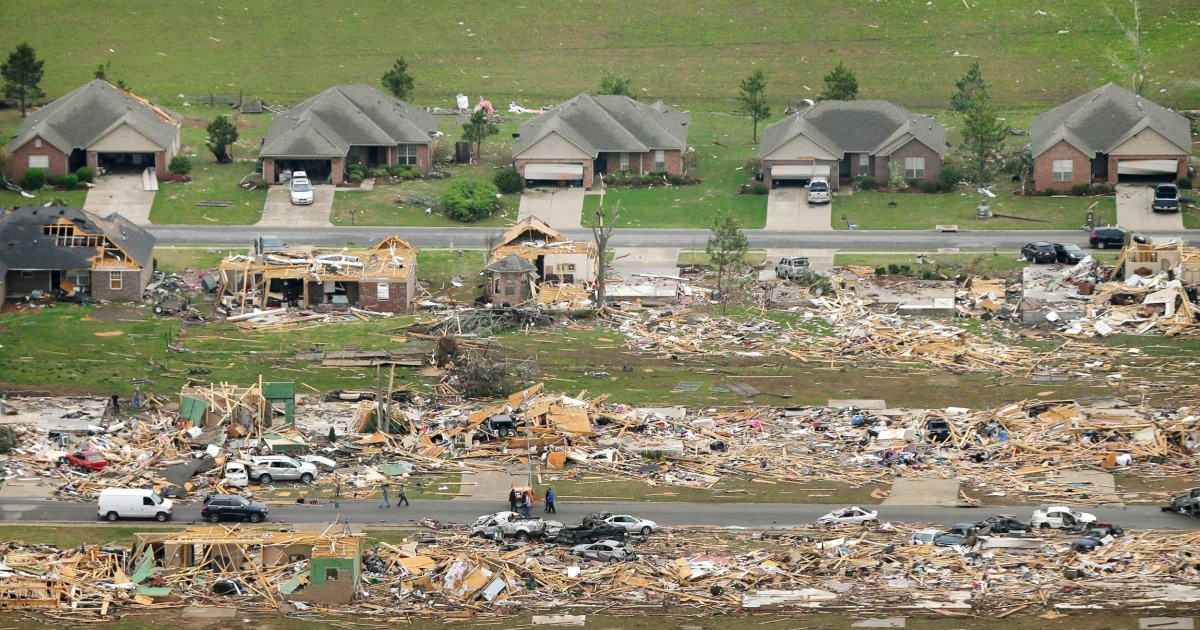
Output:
[1089, 226, 1147, 249]
[1021, 242, 1056, 263]
[201, 494, 269, 523]
[1053, 243, 1086, 264]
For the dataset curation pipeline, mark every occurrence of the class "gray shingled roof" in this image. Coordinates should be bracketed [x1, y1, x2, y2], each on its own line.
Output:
[261, 85, 439, 159]
[759, 100, 946, 159]
[9, 80, 181, 154]
[514, 95, 689, 157]
[0, 206, 155, 271]
[1031, 83, 1192, 158]
[486, 254, 537, 274]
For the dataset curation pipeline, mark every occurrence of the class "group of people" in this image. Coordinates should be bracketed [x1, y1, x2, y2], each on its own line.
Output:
[378, 482, 409, 508]
[509, 487, 555, 517]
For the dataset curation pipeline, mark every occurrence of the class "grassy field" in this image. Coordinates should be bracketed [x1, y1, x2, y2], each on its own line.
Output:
[4, 1, 1198, 112]
[834, 190, 1117, 231]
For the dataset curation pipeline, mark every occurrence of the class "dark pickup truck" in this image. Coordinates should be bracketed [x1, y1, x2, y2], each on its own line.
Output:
[551, 518, 628, 544]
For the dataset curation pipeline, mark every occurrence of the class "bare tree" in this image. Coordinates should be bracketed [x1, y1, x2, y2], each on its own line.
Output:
[589, 199, 620, 311]
[1105, 0, 1149, 95]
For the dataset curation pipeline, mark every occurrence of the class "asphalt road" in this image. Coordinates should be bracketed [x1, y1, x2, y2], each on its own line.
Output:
[147, 225, 1192, 250]
[3, 497, 1195, 531]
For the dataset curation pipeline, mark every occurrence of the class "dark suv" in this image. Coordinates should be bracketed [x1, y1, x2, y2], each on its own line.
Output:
[1020, 242, 1056, 264]
[201, 494, 269, 523]
[1089, 226, 1147, 249]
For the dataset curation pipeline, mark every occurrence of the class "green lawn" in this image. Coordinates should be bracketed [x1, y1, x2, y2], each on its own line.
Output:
[834, 190, 1117, 230]
[831, 250, 1128, 276]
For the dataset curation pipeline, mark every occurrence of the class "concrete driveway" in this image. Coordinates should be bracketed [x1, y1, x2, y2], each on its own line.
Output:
[83, 174, 155, 225]
[256, 184, 334, 227]
[517, 187, 585, 231]
[1115, 184, 1183, 232]
[765, 187, 833, 232]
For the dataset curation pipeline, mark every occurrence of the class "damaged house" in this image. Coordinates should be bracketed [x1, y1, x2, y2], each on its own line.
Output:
[215, 235, 418, 313]
[0, 205, 155, 301]
[486, 217, 596, 306]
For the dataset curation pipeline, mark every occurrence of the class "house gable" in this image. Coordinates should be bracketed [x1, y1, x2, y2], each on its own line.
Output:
[761, 133, 839, 161]
[90, 123, 165, 152]
[1109, 126, 1189, 156]
[514, 131, 592, 160]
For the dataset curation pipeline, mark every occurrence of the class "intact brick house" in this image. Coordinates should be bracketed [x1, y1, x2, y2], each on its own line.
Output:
[513, 94, 690, 189]
[1031, 83, 1191, 192]
[0, 206, 155, 301]
[7, 79, 181, 182]
[259, 85, 440, 185]
[759, 101, 946, 190]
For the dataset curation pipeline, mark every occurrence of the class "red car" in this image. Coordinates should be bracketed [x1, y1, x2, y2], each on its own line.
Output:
[61, 449, 108, 472]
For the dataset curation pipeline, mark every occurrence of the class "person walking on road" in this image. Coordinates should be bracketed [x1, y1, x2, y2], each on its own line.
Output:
[544, 487, 556, 513]
[509, 488, 518, 513]
[521, 492, 532, 518]
[379, 482, 391, 508]
[398, 484, 410, 507]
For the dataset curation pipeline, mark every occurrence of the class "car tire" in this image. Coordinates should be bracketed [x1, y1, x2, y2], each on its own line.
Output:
[300, 473, 314, 484]
[259, 474, 273, 484]
[249, 513, 263, 523]
[155, 512, 169, 522]
[1097, 242, 1106, 250]
[1039, 523, 1050, 530]
[641, 526, 652, 536]
[516, 532, 530, 542]
[606, 557, 619, 564]
[208, 513, 221, 523]
[106, 511, 119, 522]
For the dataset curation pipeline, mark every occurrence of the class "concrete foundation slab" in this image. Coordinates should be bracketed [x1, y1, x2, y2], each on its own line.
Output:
[883, 478, 961, 507]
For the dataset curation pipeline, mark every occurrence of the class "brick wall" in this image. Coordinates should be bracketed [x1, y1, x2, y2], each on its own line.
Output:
[876, 141, 943, 187]
[263, 158, 277, 184]
[5, 270, 52, 295]
[1034, 141, 1089, 192]
[9, 139, 69, 181]
[90, 269, 144, 301]
[515, 158, 593, 189]
[417, 144, 431, 175]
[356, 279, 413, 313]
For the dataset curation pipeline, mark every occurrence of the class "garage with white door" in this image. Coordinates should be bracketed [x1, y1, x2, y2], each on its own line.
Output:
[1116, 159, 1179, 184]
[769, 164, 831, 188]
[523, 163, 584, 188]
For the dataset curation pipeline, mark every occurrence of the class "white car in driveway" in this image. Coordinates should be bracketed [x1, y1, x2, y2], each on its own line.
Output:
[599, 514, 660, 536]
[817, 506, 879, 526]
[1031, 506, 1096, 530]
[290, 171, 314, 205]
[807, 178, 831, 204]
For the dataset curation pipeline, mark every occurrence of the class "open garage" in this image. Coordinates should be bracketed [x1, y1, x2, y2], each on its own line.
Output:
[1117, 159, 1180, 184]
[769, 164, 832, 188]
[523, 163, 585, 188]
[271, 159, 333, 183]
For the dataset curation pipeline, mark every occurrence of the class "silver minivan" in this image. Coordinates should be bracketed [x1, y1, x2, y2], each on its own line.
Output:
[248, 455, 318, 483]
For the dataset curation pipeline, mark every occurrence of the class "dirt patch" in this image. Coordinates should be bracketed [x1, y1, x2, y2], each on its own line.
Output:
[88, 306, 146, 321]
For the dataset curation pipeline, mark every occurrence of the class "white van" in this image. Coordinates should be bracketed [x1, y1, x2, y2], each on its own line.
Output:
[98, 488, 174, 522]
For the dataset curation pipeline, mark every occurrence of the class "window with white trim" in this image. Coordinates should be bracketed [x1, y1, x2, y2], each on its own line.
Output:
[858, 153, 870, 176]
[654, 150, 665, 170]
[619, 153, 629, 171]
[34, 138, 42, 148]
[109, 271, 123, 290]
[1053, 159, 1073, 182]
[28, 155, 49, 169]
[376, 283, 390, 300]
[397, 144, 418, 166]
[904, 157, 925, 179]
[65, 270, 91, 290]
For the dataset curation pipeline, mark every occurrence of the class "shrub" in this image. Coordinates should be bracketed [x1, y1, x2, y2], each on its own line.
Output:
[668, 174, 684, 186]
[61, 174, 78, 190]
[346, 164, 366, 180]
[493, 166, 525, 194]
[641, 174, 657, 185]
[858, 175, 876, 190]
[1071, 183, 1091, 196]
[602, 173, 617, 185]
[0, 425, 17, 454]
[46, 174, 66, 187]
[922, 181, 939, 194]
[874, 266, 887, 276]
[442, 178, 500, 222]
[937, 166, 963, 188]
[168, 155, 192, 175]
[907, 179, 919, 189]
[347, 171, 364, 185]
[372, 167, 391, 179]
[20, 168, 45, 191]
[1178, 177, 1193, 190]
[1043, 187, 1058, 196]
[403, 168, 421, 180]
[75, 166, 94, 183]
[751, 182, 769, 195]
[1091, 182, 1114, 195]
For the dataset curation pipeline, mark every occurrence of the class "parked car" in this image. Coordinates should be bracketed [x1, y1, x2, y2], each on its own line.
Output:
[807, 178, 831, 204]
[1152, 183, 1180, 212]
[1071, 524, 1125, 553]
[909, 528, 945, 546]
[248, 455, 318, 484]
[570, 540, 634, 563]
[595, 514, 660, 536]
[553, 518, 629, 545]
[201, 494, 269, 523]
[817, 506, 879, 526]
[977, 515, 1032, 534]
[934, 523, 981, 546]
[1089, 226, 1147, 249]
[1052, 243, 1086, 264]
[97, 488, 174, 522]
[775, 256, 811, 279]
[290, 171, 314, 205]
[223, 462, 249, 488]
[1030, 506, 1096, 530]
[925, 418, 951, 443]
[61, 449, 108, 472]
[1021, 242, 1057, 264]
[1162, 488, 1200, 515]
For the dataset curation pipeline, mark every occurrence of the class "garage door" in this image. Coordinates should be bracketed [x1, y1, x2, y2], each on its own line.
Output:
[524, 164, 584, 181]
[1117, 159, 1178, 176]
[771, 164, 831, 179]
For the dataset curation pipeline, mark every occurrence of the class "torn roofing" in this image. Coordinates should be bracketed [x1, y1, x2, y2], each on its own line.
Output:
[261, 85, 440, 159]
[514, 94, 690, 157]
[9, 79, 181, 154]
[0, 206, 155, 271]
[486, 253, 537, 274]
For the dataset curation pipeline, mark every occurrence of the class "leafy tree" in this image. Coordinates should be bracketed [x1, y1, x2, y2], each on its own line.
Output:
[2, 43, 45, 117]
[887, 159, 906, 204]
[589, 200, 620, 311]
[737, 69, 771, 143]
[959, 95, 1011, 187]
[598, 72, 635, 99]
[950, 60, 988, 112]
[821, 62, 858, 101]
[461, 109, 498, 160]
[442, 178, 499, 222]
[493, 166, 525, 194]
[706, 212, 750, 315]
[0, 425, 17, 454]
[381, 56, 415, 100]
[169, 155, 192, 175]
[206, 115, 239, 163]
[1105, 0, 1149, 95]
